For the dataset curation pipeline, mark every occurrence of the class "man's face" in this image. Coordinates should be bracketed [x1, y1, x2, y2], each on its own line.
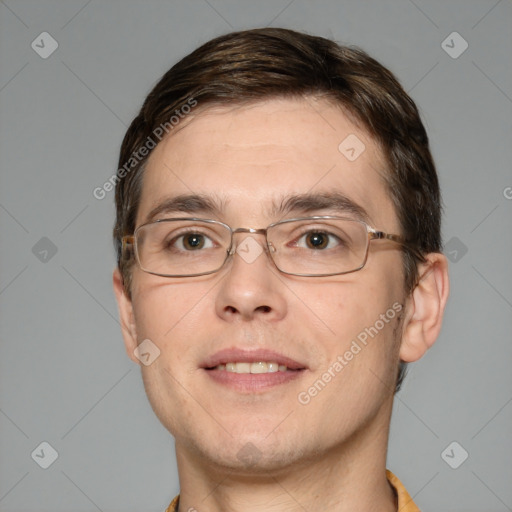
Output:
[122, 98, 408, 472]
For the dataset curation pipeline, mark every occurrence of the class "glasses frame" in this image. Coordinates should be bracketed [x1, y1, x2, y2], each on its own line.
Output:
[122, 216, 422, 278]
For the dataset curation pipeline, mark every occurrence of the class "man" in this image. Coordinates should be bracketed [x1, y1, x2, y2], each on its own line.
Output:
[112, 28, 449, 511]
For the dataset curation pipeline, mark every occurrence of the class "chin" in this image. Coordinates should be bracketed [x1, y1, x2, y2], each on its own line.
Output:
[183, 431, 312, 476]
[208, 446, 304, 475]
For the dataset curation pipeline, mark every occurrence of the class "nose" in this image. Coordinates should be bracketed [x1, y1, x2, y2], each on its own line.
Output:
[214, 232, 287, 322]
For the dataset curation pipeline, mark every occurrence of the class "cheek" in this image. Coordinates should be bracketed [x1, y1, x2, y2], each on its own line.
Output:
[130, 285, 201, 386]
[299, 273, 404, 383]
[133, 283, 209, 431]
[297, 277, 400, 334]
[132, 277, 207, 337]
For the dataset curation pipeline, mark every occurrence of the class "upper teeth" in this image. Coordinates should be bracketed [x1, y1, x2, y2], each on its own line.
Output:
[215, 362, 288, 373]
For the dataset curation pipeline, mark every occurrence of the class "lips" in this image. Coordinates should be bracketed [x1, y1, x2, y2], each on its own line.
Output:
[202, 348, 307, 371]
[201, 348, 308, 392]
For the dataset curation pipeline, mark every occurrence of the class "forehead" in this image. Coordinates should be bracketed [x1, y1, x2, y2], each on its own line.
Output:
[137, 97, 398, 231]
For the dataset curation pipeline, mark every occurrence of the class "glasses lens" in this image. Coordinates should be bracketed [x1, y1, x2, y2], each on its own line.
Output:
[135, 219, 230, 276]
[268, 218, 368, 276]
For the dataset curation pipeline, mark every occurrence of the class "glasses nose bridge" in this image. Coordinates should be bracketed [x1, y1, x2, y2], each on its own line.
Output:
[228, 227, 271, 256]
[232, 227, 268, 235]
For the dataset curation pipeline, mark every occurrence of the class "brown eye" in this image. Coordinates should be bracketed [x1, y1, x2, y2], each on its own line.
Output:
[165, 231, 216, 252]
[182, 234, 205, 250]
[305, 232, 329, 249]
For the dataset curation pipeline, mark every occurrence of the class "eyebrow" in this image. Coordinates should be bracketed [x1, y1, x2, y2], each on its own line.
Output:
[273, 191, 371, 223]
[144, 194, 226, 224]
[144, 191, 371, 225]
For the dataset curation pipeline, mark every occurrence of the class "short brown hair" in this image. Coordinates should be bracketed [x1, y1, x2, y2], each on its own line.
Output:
[113, 28, 442, 392]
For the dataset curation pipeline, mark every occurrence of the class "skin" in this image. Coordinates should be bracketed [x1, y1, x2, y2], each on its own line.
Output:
[113, 97, 449, 511]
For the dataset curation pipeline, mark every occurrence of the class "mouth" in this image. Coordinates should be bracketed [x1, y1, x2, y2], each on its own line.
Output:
[211, 361, 291, 373]
[201, 348, 307, 392]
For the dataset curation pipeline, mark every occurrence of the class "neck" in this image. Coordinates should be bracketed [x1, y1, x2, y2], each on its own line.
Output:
[174, 398, 397, 512]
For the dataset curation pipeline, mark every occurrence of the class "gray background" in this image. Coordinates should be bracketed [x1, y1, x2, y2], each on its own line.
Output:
[0, 0, 511, 511]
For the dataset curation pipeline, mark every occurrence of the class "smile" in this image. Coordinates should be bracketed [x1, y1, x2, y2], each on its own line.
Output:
[202, 348, 307, 391]
[212, 362, 289, 373]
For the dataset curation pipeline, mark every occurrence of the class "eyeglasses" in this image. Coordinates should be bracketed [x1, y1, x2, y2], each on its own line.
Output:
[122, 216, 419, 278]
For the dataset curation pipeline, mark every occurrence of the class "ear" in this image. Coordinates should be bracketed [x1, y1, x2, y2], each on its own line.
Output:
[113, 267, 141, 365]
[399, 253, 450, 362]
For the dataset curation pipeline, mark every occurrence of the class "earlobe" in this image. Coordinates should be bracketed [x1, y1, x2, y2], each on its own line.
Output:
[112, 268, 141, 365]
[399, 253, 450, 362]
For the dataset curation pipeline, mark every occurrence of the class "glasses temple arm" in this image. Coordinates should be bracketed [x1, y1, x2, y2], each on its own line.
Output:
[370, 231, 427, 263]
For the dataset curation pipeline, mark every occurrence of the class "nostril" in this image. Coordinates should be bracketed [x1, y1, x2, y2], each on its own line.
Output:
[258, 305, 271, 313]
